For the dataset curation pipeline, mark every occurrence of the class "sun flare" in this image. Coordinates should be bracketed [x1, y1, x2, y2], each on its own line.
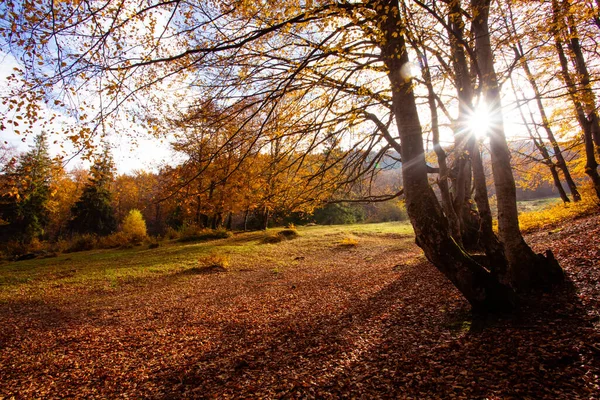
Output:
[468, 103, 491, 138]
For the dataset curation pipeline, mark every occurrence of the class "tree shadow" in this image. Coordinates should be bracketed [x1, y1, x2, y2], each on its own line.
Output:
[149, 262, 598, 398]
[1, 254, 597, 399]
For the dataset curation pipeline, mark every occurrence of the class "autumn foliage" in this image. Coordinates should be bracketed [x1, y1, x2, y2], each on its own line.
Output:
[121, 209, 147, 243]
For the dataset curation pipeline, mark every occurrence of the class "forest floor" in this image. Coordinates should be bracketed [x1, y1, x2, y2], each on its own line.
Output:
[1, 216, 599, 399]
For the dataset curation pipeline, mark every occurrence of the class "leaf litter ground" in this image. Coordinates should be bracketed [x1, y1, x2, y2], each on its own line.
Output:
[1, 217, 599, 399]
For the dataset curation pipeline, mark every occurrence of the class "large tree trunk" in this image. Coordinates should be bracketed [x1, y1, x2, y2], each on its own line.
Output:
[375, 0, 514, 312]
[472, 0, 563, 290]
[471, 142, 507, 276]
[447, 1, 479, 246]
[447, 0, 505, 254]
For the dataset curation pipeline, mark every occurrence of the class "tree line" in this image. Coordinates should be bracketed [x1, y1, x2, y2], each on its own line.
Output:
[0, 131, 406, 245]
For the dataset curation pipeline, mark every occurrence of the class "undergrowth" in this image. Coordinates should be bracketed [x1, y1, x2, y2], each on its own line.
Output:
[519, 192, 598, 233]
[176, 227, 232, 243]
[337, 237, 359, 247]
[261, 228, 299, 244]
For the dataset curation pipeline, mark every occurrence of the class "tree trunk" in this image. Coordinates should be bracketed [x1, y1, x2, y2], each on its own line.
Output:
[552, 0, 600, 199]
[262, 206, 269, 230]
[448, 0, 474, 233]
[419, 49, 461, 241]
[471, 142, 507, 276]
[195, 196, 202, 226]
[517, 48, 580, 202]
[226, 212, 233, 230]
[447, 0, 500, 255]
[472, 0, 563, 290]
[375, 0, 515, 312]
[243, 207, 250, 231]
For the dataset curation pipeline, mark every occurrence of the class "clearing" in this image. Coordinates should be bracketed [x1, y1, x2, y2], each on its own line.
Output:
[1, 218, 599, 399]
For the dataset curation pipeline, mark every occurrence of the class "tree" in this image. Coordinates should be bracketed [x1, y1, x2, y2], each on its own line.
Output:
[69, 147, 117, 236]
[0, 132, 55, 243]
[470, 0, 563, 289]
[551, 0, 600, 200]
[121, 209, 147, 242]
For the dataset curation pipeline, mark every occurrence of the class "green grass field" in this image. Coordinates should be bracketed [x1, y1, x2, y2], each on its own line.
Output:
[0, 221, 415, 303]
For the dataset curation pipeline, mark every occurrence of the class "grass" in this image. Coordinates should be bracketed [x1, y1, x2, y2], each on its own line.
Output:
[0, 221, 415, 303]
[4, 195, 592, 303]
[517, 196, 563, 213]
[10, 199, 592, 304]
[517, 193, 598, 232]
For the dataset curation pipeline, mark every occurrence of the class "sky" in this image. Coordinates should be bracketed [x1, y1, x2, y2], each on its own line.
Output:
[0, 51, 174, 173]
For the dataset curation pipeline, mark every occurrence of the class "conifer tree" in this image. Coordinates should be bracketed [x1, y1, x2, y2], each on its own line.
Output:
[0, 132, 54, 243]
[69, 147, 117, 236]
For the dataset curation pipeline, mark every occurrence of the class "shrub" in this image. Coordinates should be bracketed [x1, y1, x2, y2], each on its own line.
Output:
[1, 238, 71, 260]
[97, 231, 130, 249]
[66, 234, 97, 253]
[121, 209, 147, 243]
[163, 226, 180, 240]
[200, 253, 230, 269]
[50, 239, 71, 254]
[261, 234, 284, 244]
[1, 241, 32, 258]
[337, 237, 358, 247]
[185, 253, 231, 274]
[278, 228, 299, 239]
[261, 228, 299, 244]
[177, 226, 232, 243]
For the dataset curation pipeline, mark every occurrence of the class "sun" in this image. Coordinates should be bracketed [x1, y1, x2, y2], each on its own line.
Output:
[468, 103, 491, 138]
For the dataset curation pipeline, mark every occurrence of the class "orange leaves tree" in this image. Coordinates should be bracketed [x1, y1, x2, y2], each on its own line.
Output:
[159, 99, 347, 230]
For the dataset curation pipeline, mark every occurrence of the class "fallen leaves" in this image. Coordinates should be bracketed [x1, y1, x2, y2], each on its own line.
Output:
[1, 219, 599, 398]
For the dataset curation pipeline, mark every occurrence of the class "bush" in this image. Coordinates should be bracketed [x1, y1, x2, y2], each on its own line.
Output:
[177, 226, 232, 243]
[121, 209, 147, 243]
[97, 231, 130, 249]
[261, 234, 284, 244]
[163, 226, 180, 240]
[185, 253, 230, 274]
[200, 253, 230, 269]
[337, 236, 358, 247]
[53, 239, 70, 253]
[261, 228, 299, 244]
[278, 228, 299, 239]
[1, 241, 33, 258]
[1, 238, 71, 260]
[66, 234, 97, 253]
